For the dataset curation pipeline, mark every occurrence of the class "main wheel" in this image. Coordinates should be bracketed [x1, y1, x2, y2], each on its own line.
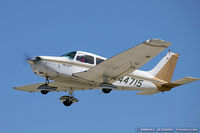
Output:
[102, 88, 112, 94]
[63, 100, 73, 106]
[41, 90, 49, 95]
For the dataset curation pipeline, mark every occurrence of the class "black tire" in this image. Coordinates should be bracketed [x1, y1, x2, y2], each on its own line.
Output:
[102, 88, 112, 94]
[63, 100, 73, 106]
[41, 90, 49, 95]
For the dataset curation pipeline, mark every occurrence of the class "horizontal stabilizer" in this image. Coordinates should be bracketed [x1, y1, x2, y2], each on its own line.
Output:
[162, 77, 200, 88]
[136, 91, 159, 95]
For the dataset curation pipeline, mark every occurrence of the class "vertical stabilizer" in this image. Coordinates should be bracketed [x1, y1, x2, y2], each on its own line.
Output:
[148, 52, 179, 82]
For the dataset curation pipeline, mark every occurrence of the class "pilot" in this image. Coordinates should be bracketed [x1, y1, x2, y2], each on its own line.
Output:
[81, 58, 85, 63]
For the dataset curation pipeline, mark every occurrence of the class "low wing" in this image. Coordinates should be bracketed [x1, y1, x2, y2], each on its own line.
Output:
[74, 39, 171, 83]
[13, 82, 81, 92]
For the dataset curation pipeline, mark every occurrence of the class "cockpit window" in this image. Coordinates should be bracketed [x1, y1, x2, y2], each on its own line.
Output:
[96, 57, 105, 65]
[76, 53, 94, 65]
[61, 51, 76, 60]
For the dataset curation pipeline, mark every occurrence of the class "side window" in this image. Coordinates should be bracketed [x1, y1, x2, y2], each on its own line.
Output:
[76, 54, 94, 65]
[96, 57, 104, 65]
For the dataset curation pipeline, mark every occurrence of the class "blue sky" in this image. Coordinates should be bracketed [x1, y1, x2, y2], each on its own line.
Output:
[0, 0, 200, 132]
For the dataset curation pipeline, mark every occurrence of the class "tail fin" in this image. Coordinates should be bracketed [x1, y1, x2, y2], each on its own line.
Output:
[148, 52, 179, 82]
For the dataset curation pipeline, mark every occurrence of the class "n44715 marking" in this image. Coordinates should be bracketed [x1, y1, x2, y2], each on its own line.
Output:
[118, 77, 143, 87]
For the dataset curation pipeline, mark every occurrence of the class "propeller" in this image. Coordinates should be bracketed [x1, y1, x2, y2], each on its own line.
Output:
[23, 52, 41, 65]
[24, 52, 31, 61]
[23, 52, 32, 65]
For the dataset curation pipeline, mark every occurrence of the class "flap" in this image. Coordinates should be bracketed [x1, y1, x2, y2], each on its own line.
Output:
[136, 91, 160, 95]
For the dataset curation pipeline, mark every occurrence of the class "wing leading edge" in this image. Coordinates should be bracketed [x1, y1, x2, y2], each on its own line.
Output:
[74, 39, 171, 83]
[13, 82, 81, 92]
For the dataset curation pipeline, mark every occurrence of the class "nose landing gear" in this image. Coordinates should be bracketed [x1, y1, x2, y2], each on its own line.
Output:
[39, 76, 50, 95]
[40, 77, 79, 106]
[39, 76, 58, 95]
[45, 76, 49, 85]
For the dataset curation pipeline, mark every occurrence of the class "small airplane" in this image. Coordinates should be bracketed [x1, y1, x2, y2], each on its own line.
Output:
[14, 39, 199, 107]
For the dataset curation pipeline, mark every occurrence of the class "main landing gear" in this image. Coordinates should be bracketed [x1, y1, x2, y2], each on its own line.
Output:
[59, 96, 79, 106]
[99, 83, 115, 94]
[59, 89, 79, 107]
[41, 90, 49, 95]
[102, 88, 112, 94]
[99, 76, 116, 94]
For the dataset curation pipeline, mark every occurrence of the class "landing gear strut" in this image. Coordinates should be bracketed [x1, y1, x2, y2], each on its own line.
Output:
[45, 76, 49, 85]
[40, 76, 50, 95]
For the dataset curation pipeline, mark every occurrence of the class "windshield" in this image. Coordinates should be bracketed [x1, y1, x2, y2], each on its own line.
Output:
[61, 51, 76, 60]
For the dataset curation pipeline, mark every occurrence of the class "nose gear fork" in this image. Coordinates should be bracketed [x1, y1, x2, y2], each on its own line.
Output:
[45, 76, 49, 85]
[40, 76, 50, 95]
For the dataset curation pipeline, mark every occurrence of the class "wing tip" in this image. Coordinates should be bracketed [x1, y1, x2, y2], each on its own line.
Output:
[185, 77, 200, 81]
[13, 87, 17, 90]
[145, 39, 171, 47]
[13, 86, 23, 91]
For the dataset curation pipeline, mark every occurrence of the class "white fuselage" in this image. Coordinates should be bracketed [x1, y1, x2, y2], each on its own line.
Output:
[29, 53, 158, 92]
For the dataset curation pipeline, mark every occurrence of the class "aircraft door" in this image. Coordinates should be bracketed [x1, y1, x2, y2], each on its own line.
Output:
[58, 63, 73, 76]
[45, 61, 59, 77]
